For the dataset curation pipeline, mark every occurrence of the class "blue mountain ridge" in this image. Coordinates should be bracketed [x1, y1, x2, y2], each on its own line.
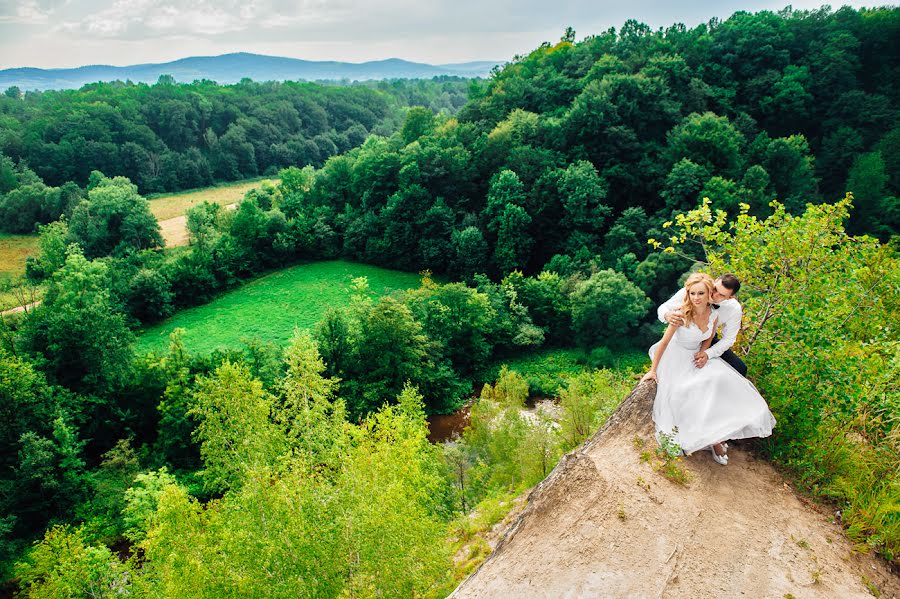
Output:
[0, 52, 501, 91]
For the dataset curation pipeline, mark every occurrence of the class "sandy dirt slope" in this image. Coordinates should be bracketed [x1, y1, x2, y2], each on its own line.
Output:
[451, 382, 898, 599]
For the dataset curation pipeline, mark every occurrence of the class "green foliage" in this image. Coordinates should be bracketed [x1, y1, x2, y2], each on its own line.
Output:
[0, 78, 470, 197]
[401, 106, 437, 144]
[68, 174, 163, 258]
[12, 414, 87, 544]
[190, 361, 285, 493]
[488, 348, 585, 397]
[405, 279, 495, 378]
[77, 439, 140, 543]
[0, 182, 72, 235]
[451, 226, 488, 280]
[19, 247, 134, 392]
[571, 269, 651, 349]
[0, 350, 58, 477]
[121, 467, 179, 544]
[276, 332, 347, 472]
[15, 525, 129, 598]
[24, 220, 69, 281]
[131, 385, 452, 597]
[344, 296, 430, 416]
[662, 195, 899, 558]
[459, 368, 544, 502]
[846, 150, 898, 238]
[646, 430, 692, 486]
[450, 365, 628, 530]
[337, 385, 453, 596]
[151, 329, 200, 470]
[666, 112, 745, 179]
[493, 204, 533, 274]
[557, 370, 632, 450]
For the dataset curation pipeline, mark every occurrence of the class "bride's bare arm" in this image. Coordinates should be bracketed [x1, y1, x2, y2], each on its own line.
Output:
[641, 324, 677, 382]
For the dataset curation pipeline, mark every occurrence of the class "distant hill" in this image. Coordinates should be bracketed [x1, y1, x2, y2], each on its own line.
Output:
[0, 53, 500, 91]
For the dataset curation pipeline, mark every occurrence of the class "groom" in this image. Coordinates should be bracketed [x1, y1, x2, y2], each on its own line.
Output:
[657, 273, 747, 377]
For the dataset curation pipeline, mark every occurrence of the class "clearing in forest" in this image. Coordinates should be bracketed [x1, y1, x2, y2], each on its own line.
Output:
[147, 178, 276, 222]
[136, 260, 424, 355]
[0, 233, 39, 279]
[151, 178, 276, 247]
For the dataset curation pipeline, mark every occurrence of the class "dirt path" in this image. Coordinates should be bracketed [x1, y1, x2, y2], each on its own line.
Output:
[158, 203, 236, 247]
[0, 300, 40, 317]
[451, 383, 898, 599]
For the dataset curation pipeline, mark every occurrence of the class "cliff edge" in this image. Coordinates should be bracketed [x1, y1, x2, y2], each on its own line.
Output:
[451, 381, 898, 599]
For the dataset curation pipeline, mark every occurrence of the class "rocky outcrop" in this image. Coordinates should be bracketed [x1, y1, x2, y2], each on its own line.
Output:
[451, 381, 898, 598]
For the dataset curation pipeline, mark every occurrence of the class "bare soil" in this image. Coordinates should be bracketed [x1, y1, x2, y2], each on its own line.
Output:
[451, 382, 898, 599]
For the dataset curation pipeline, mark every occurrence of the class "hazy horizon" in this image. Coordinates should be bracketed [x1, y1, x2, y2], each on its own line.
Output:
[0, 1, 881, 70]
[0, 52, 501, 72]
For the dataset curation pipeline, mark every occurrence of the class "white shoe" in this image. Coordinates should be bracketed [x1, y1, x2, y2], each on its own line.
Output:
[710, 445, 728, 466]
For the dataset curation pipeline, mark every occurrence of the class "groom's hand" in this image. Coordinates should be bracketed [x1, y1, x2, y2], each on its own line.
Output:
[694, 351, 709, 368]
[665, 310, 685, 327]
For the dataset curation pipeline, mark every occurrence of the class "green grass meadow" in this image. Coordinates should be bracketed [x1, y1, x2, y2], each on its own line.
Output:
[137, 260, 424, 355]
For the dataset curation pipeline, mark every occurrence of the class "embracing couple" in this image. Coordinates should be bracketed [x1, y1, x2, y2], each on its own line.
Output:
[641, 273, 776, 465]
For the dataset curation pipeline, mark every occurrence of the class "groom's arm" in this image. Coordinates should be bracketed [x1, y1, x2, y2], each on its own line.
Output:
[704, 303, 742, 359]
[657, 288, 686, 324]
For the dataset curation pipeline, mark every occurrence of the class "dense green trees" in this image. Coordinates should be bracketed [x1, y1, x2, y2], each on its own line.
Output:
[0, 78, 470, 198]
[19, 248, 134, 392]
[257, 5, 896, 290]
[68, 174, 163, 258]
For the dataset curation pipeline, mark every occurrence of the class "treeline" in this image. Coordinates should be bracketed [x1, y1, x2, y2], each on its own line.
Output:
[0, 76, 470, 197]
[276, 4, 898, 282]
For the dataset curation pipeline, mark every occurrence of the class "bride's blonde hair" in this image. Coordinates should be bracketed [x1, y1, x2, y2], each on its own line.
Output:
[680, 272, 714, 327]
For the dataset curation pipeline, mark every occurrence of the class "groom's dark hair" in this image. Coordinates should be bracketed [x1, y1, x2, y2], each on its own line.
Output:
[720, 273, 741, 295]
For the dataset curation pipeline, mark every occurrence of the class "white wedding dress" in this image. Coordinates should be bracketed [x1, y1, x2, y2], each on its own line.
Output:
[649, 310, 776, 454]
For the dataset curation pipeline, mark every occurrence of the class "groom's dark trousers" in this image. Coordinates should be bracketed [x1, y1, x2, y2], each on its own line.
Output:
[711, 334, 748, 377]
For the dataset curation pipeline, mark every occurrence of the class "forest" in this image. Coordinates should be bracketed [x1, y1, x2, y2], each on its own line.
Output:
[0, 76, 470, 201]
[0, 5, 897, 597]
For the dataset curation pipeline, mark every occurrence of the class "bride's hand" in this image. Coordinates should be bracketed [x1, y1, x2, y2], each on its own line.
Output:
[641, 370, 657, 383]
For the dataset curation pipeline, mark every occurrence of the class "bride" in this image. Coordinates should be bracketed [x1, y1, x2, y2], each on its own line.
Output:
[640, 273, 776, 465]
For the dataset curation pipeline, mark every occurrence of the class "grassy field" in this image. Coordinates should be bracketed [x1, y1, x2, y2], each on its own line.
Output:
[0, 233, 39, 278]
[148, 178, 277, 221]
[0, 233, 42, 311]
[137, 260, 424, 355]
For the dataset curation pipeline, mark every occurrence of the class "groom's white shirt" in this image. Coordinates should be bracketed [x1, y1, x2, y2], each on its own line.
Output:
[657, 289, 742, 359]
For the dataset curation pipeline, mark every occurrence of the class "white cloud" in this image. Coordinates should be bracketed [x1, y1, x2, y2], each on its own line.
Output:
[0, 0, 881, 69]
[52, 0, 359, 40]
[0, 0, 51, 23]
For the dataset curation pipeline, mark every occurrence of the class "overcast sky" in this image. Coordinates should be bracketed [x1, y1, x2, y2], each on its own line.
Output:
[0, 1, 881, 69]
